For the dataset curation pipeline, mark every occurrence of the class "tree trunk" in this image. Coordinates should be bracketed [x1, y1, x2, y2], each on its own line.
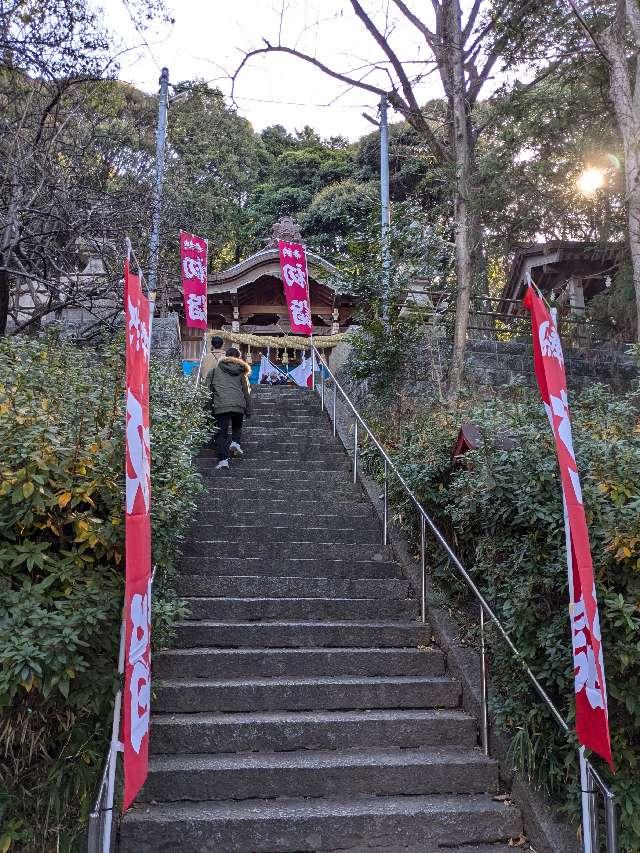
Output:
[627, 194, 640, 339]
[0, 174, 22, 336]
[0, 267, 9, 335]
[601, 24, 640, 339]
[444, 0, 474, 403]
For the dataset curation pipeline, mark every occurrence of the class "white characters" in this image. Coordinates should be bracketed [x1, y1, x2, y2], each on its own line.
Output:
[126, 389, 151, 514]
[539, 319, 564, 365]
[187, 292, 207, 323]
[290, 298, 311, 328]
[281, 263, 307, 289]
[128, 583, 151, 753]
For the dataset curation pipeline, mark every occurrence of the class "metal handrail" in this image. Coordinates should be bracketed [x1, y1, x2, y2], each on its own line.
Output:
[312, 346, 617, 853]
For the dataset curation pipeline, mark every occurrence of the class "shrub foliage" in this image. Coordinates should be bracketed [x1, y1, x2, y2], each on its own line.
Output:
[0, 332, 208, 851]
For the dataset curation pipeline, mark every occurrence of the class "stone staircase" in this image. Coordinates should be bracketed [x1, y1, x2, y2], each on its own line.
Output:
[120, 385, 523, 852]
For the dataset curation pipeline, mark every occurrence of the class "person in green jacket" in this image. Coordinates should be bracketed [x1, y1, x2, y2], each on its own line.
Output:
[209, 347, 252, 470]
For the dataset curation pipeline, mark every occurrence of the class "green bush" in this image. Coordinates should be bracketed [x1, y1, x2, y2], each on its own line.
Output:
[0, 331, 209, 851]
[358, 382, 640, 851]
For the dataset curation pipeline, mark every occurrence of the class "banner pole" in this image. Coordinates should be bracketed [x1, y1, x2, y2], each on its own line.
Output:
[103, 619, 125, 851]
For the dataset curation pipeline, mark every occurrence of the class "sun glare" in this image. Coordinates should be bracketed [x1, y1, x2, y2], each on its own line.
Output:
[577, 167, 605, 195]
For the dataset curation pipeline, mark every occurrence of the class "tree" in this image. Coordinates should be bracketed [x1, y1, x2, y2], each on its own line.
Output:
[233, 0, 554, 400]
[302, 178, 379, 254]
[477, 65, 625, 254]
[161, 82, 265, 270]
[0, 0, 167, 334]
[244, 136, 357, 246]
[566, 0, 640, 339]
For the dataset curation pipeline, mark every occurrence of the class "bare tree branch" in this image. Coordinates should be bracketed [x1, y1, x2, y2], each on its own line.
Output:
[389, 0, 438, 54]
[231, 37, 450, 163]
[349, 0, 449, 159]
[565, 0, 612, 62]
[462, 0, 483, 41]
[231, 42, 386, 104]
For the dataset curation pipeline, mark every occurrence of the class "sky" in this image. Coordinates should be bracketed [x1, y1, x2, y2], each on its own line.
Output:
[100, 0, 444, 140]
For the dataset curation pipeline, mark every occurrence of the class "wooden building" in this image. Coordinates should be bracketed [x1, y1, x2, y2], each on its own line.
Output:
[498, 240, 622, 317]
[173, 218, 359, 371]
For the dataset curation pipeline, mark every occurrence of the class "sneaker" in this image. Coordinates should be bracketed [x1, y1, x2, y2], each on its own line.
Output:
[215, 459, 229, 470]
[229, 441, 244, 458]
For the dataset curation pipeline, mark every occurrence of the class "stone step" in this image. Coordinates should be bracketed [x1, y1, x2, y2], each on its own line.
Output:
[178, 557, 402, 578]
[237, 439, 343, 449]
[120, 793, 523, 853]
[154, 674, 456, 713]
[244, 425, 327, 432]
[249, 408, 322, 417]
[200, 468, 353, 483]
[189, 527, 382, 548]
[247, 416, 323, 425]
[140, 747, 498, 803]
[184, 596, 416, 621]
[172, 620, 430, 649]
[197, 458, 350, 473]
[196, 502, 379, 525]
[175, 574, 411, 599]
[199, 449, 347, 462]
[184, 542, 391, 560]
[201, 482, 363, 500]
[154, 646, 439, 679]
[323, 845, 522, 853]
[150, 708, 474, 754]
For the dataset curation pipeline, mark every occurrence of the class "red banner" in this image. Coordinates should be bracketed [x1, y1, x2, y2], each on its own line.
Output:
[123, 261, 153, 810]
[180, 230, 208, 330]
[278, 240, 313, 335]
[524, 284, 613, 769]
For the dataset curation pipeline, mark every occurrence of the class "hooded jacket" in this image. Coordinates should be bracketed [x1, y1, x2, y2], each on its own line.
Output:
[209, 356, 252, 416]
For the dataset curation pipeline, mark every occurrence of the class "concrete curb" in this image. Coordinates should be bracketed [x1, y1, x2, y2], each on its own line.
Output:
[321, 384, 578, 853]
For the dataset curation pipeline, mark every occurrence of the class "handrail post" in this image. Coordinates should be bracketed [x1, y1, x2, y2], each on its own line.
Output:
[353, 420, 358, 484]
[580, 748, 596, 853]
[479, 605, 489, 756]
[333, 381, 337, 437]
[420, 515, 426, 623]
[321, 365, 325, 411]
[605, 787, 618, 853]
[383, 459, 388, 547]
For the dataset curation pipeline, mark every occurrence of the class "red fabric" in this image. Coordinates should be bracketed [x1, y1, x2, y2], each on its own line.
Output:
[180, 230, 208, 330]
[277, 240, 313, 335]
[122, 261, 153, 810]
[524, 285, 613, 769]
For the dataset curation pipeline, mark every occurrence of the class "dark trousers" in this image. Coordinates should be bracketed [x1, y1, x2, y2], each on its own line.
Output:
[215, 412, 244, 460]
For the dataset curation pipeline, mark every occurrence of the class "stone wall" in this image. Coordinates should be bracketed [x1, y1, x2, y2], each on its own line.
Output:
[407, 336, 638, 394]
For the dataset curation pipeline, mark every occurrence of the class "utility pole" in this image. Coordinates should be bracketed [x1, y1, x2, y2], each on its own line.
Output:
[363, 95, 391, 324]
[148, 66, 169, 317]
[379, 95, 391, 324]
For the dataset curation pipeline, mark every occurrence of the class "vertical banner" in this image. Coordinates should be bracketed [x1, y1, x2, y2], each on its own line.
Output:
[180, 230, 208, 330]
[524, 284, 613, 769]
[277, 240, 313, 335]
[123, 260, 153, 810]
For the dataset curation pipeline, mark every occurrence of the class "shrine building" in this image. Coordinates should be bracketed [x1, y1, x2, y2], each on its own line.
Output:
[173, 218, 360, 379]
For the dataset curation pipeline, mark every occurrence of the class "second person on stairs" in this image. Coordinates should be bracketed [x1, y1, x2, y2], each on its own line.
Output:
[209, 346, 252, 471]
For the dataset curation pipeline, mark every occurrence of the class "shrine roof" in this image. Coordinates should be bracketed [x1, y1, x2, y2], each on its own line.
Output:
[500, 241, 623, 313]
[209, 247, 342, 294]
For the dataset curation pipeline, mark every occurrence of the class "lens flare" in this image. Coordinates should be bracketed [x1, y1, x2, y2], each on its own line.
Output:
[577, 167, 605, 194]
